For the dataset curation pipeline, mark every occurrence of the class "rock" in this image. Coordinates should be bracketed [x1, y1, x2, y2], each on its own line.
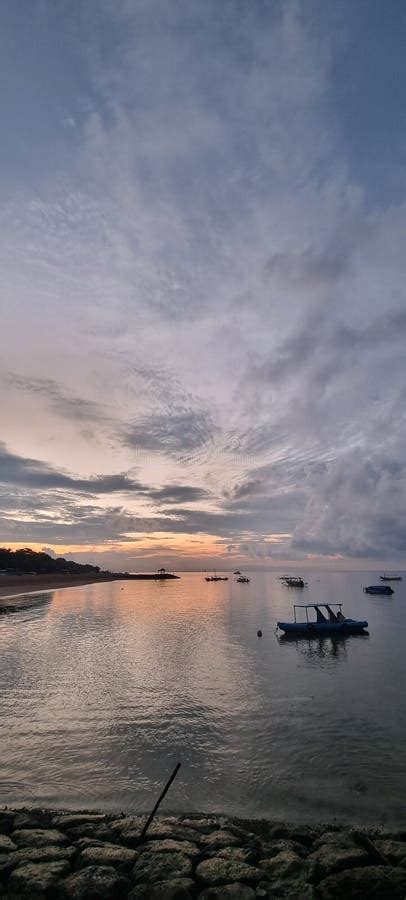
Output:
[58, 864, 130, 899]
[200, 830, 242, 849]
[272, 883, 315, 898]
[307, 844, 368, 882]
[180, 817, 221, 832]
[146, 822, 201, 842]
[117, 830, 141, 849]
[259, 850, 307, 882]
[199, 884, 256, 899]
[268, 824, 319, 846]
[385, 828, 406, 842]
[75, 838, 107, 851]
[0, 811, 15, 834]
[78, 842, 137, 870]
[0, 845, 75, 876]
[65, 823, 114, 842]
[312, 830, 356, 850]
[8, 860, 70, 896]
[10, 828, 68, 848]
[128, 878, 195, 899]
[132, 850, 193, 884]
[110, 816, 145, 835]
[261, 839, 309, 859]
[196, 857, 261, 886]
[52, 814, 108, 829]
[374, 838, 406, 864]
[0, 836, 17, 853]
[12, 811, 51, 830]
[139, 838, 200, 858]
[317, 864, 406, 899]
[216, 846, 258, 865]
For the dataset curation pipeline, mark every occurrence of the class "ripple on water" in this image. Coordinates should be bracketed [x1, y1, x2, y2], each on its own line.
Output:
[0, 572, 405, 823]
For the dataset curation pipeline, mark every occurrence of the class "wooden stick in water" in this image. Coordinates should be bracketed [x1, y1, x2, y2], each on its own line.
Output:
[140, 762, 181, 841]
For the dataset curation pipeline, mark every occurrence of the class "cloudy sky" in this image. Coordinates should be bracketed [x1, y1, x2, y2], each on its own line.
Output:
[1, 0, 406, 571]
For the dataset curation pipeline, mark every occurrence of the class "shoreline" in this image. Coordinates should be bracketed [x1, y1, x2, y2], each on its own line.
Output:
[0, 807, 405, 898]
[0, 573, 124, 605]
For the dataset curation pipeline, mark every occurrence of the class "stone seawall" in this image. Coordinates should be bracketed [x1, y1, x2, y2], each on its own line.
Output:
[0, 807, 405, 898]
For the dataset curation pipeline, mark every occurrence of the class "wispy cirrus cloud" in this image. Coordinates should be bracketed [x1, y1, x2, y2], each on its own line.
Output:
[1, 1, 406, 565]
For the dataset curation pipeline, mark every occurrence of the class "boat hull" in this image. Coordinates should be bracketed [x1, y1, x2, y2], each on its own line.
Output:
[277, 619, 368, 636]
[364, 586, 393, 594]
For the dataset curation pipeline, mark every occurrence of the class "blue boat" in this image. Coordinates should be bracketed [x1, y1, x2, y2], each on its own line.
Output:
[364, 584, 394, 595]
[277, 603, 368, 636]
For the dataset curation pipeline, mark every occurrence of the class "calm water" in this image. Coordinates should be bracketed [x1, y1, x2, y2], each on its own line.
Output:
[0, 571, 405, 826]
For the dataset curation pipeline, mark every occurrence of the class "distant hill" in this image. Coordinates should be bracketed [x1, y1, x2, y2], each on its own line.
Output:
[0, 548, 101, 576]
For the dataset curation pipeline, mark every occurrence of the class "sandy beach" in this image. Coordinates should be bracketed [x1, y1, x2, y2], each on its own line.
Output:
[0, 573, 123, 604]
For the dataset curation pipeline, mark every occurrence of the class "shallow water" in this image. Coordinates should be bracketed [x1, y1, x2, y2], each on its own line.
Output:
[0, 571, 405, 825]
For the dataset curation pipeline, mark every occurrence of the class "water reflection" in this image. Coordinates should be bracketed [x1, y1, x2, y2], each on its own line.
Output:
[0, 592, 53, 616]
[278, 632, 370, 666]
[0, 572, 404, 825]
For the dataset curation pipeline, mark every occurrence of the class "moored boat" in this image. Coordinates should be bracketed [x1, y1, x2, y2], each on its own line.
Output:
[380, 573, 402, 581]
[282, 576, 305, 588]
[205, 574, 228, 581]
[236, 575, 250, 583]
[277, 603, 368, 636]
[364, 584, 394, 595]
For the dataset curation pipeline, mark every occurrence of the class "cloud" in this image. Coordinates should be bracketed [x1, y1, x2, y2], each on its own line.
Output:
[0, 442, 145, 494]
[3, 372, 110, 425]
[125, 408, 217, 457]
[150, 485, 210, 504]
[291, 448, 406, 559]
[1, 1, 406, 565]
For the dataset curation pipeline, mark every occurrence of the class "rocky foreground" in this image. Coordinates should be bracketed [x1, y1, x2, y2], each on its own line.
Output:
[0, 808, 405, 898]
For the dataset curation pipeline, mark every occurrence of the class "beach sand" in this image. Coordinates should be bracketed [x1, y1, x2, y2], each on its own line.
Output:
[0, 573, 123, 605]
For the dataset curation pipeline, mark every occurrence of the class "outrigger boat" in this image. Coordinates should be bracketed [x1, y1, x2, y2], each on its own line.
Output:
[205, 574, 228, 582]
[281, 576, 305, 588]
[380, 573, 402, 581]
[277, 603, 368, 636]
[364, 584, 394, 595]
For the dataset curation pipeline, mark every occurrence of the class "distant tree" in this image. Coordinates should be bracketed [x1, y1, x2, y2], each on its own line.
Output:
[0, 548, 102, 575]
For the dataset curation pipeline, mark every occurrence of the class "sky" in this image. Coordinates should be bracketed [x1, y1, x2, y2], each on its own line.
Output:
[1, 0, 406, 571]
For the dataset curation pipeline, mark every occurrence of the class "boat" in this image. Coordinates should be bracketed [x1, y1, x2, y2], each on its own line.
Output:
[205, 574, 228, 582]
[364, 584, 394, 595]
[277, 603, 368, 636]
[282, 576, 305, 588]
[236, 575, 250, 583]
[233, 570, 241, 575]
[380, 573, 402, 581]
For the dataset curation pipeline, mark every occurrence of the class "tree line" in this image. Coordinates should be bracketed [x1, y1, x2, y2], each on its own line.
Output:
[0, 548, 101, 575]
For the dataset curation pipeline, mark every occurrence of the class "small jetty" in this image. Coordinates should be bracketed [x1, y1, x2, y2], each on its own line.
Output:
[127, 568, 180, 580]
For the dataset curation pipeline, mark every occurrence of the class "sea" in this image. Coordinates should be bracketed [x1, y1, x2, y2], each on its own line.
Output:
[0, 570, 405, 826]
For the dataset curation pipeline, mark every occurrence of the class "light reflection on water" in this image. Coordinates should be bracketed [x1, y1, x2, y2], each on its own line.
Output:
[0, 571, 405, 825]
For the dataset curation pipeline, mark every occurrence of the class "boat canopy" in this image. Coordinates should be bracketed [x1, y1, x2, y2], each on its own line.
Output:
[293, 603, 344, 624]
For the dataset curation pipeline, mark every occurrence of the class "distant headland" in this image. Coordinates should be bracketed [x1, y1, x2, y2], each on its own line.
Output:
[0, 549, 179, 601]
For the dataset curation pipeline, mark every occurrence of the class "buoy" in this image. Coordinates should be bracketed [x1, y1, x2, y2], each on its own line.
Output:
[257, 629, 262, 637]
